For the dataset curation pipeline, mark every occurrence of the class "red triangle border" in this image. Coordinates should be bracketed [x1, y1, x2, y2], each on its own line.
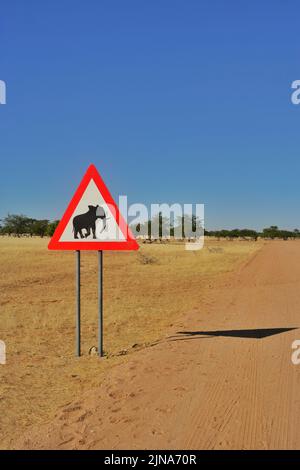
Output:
[48, 164, 139, 251]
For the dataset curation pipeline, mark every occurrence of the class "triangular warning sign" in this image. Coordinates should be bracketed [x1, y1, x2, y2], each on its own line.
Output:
[48, 164, 139, 251]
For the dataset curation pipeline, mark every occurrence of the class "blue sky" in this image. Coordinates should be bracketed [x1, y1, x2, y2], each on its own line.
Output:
[1, 0, 300, 230]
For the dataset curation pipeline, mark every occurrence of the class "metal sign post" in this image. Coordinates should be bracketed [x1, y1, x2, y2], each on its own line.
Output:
[98, 250, 103, 357]
[76, 250, 81, 357]
[76, 250, 103, 357]
[48, 165, 139, 357]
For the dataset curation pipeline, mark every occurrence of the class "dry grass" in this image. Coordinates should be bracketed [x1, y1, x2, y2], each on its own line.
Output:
[0, 237, 262, 448]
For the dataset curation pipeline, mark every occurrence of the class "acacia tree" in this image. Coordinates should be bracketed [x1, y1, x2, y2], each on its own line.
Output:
[0, 214, 59, 237]
[30, 219, 49, 238]
[262, 226, 279, 239]
[46, 220, 60, 237]
[1, 214, 31, 236]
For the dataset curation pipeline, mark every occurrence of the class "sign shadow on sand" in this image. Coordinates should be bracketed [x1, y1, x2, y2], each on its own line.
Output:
[171, 327, 298, 341]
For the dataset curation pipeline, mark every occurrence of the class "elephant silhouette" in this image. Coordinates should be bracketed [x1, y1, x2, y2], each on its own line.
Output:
[73, 205, 106, 239]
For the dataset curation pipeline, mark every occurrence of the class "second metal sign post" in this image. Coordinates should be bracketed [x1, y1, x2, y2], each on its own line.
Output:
[75, 250, 104, 358]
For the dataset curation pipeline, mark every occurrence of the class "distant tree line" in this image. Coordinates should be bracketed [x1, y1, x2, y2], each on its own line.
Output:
[205, 226, 300, 240]
[0, 214, 59, 238]
[135, 216, 300, 241]
[0, 214, 299, 241]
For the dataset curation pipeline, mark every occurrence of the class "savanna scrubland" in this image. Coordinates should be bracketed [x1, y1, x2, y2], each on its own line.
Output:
[0, 237, 262, 448]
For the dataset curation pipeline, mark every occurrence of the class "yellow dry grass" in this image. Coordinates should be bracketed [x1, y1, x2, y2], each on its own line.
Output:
[0, 237, 262, 448]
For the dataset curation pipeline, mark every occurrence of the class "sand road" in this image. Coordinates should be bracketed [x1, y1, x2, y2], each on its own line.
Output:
[18, 241, 300, 449]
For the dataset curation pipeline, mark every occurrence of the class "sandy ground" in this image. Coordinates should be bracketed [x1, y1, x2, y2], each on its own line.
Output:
[0, 237, 260, 449]
[14, 241, 300, 449]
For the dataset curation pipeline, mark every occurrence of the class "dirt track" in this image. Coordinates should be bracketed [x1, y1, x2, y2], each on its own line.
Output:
[17, 241, 300, 449]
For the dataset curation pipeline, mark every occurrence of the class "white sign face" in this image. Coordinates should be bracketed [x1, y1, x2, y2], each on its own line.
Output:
[59, 179, 126, 243]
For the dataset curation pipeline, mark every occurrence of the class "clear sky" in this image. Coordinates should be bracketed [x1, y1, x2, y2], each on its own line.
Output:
[1, 0, 300, 230]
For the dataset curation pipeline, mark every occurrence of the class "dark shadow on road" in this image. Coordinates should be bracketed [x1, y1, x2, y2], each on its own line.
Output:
[171, 327, 298, 340]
